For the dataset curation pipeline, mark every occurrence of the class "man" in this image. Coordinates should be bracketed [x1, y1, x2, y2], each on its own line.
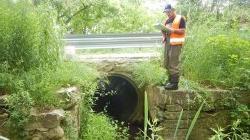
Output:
[161, 4, 186, 90]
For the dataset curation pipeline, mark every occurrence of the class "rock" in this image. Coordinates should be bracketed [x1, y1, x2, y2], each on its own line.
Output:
[165, 105, 183, 112]
[26, 108, 48, 131]
[32, 135, 43, 140]
[0, 95, 8, 107]
[26, 109, 65, 131]
[57, 87, 78, 95]
[25, 122, 48, 131]
[0, 113, 8, 119]
[46, 126, 64, 139]
[42, 109, 65, 129]
[56, 87, 80, 110]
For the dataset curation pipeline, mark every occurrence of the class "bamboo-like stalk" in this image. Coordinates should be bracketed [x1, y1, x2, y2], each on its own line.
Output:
[185, 101, 205, 140]
[174, 108, 184, 139]
[144, 91, 149, 140]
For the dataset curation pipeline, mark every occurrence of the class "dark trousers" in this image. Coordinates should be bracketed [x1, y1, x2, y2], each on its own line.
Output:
[163, 44, 182, 83]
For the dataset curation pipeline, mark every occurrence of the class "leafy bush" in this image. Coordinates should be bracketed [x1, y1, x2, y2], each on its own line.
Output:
[210, 119, 249, 140]
[0, 0, 61, 72]
[231, 103, 250, 135]
[16, 62, 99, 107]
[182, 35, 250, 91]
[81, 113, 127, 140]
[7, 90, 34, 139]
[96, 4, 157, 33]
[0, 1, 101, 138]
[132, 61, 167, 88]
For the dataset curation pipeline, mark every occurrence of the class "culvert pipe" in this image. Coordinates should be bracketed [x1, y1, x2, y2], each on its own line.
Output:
[92, 73, 144, 123]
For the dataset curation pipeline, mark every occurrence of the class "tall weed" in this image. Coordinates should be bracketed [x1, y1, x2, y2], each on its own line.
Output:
[0, 0, 61, 72]
[132, 61, 167, 88]
[182, 35, 250, 90]
[81, 113, 127, 140]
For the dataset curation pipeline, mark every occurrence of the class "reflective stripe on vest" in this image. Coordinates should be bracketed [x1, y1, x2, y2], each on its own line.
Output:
[170, 15, 185, 46]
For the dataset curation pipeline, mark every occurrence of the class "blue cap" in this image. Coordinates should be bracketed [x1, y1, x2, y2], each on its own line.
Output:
[163, 4, 173, 12]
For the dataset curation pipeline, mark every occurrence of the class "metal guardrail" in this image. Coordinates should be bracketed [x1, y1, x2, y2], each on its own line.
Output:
[63, 33, 162, 49]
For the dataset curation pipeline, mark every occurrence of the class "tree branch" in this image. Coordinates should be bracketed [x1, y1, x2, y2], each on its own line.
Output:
[65, 5, 89, 24]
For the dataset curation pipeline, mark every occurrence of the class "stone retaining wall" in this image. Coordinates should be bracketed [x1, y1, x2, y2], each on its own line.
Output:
[146, 86, 249, 140]
[0, 87, 81, 140]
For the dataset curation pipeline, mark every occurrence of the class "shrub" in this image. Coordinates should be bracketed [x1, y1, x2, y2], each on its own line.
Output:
[81, 113, 127, 140]
[0, 0, 61, 72]
[182, 35, 250, 91]
[0, 1, 101, 138]
[132, 61, 167, 88]
[17, 62, 99, 107]
[7, 90, 34, 139]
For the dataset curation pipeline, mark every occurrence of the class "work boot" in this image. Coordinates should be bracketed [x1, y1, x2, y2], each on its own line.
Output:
[163, 77, 171, 86]
[165, 74, 179, 90]
[164, 82, 178, 90]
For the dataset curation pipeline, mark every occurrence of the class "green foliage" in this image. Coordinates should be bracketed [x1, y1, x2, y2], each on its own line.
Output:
[17, 62, 99, 107]
[0, 0, 99, 104]
[0, 0, 61, 72]
[185, 101, 205, 140]
[182, 35, 250, 91]
[2, 62, 99, 137]
[7, 90, 33, 138]
[210, 126, 230, 140]
[96, 3, 156, 33]
[140, 118, 163, 140]
[34, 0, 160, 33]
[231, 103, 250, 134]
[81, 112, 127, 140]
[79, 87, 129, 140]
[178, 0, 250, 91]
[174, 109, 184, 139]
[0, 71, 19, 94]
[140, 89, 163, 140]
[62, 112, 79, 140]
[132, 61, 167, 88]
[144, 92, 148, 140]
[70, 0, 118, 33]
[210, 120, 249, 140]
[35, 0, 118, 33]
[0, 2, 100, 139]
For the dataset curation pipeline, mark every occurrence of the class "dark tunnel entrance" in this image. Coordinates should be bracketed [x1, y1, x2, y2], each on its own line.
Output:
[92, 74, 144, 138]
[92, 74, 139, 122]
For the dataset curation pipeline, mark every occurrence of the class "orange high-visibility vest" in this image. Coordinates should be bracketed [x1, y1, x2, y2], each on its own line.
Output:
[170, 15, 185, 46]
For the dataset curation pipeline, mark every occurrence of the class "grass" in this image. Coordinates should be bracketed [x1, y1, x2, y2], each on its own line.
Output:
[174, 109, 184, 139]
[132, 61, 167, 88]
[185, 101, 205, 140]
[81, 112, 128, 140]
[144, 92, 148, 140]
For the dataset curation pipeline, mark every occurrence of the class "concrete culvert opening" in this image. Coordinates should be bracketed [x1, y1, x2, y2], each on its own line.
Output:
[92, 73, 144, 136]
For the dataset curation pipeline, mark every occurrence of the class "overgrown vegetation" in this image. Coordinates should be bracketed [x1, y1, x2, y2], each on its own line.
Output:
[210, 119, 249, 140]
[81, 112, 128, 140]
[180, 0, 250, 91]
[0, 1, 61, 72]
[132, 61, 167, 88]
[0, 0, 249, 139]
[32, 0, 160, 34]
[182, 32, 250, 91]
[0, 1, 103, 139]
[178, 1, 250, 138]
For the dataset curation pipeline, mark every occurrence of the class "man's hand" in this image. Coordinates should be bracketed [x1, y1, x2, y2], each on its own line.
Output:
[161, 30, 167, 43]
[166, 26, 185, 34]
[165, 26, 174, 33]
[162, 37, 166, 43]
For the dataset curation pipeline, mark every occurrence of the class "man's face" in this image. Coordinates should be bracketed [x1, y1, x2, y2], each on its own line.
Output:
[165, 10, 175, 18]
